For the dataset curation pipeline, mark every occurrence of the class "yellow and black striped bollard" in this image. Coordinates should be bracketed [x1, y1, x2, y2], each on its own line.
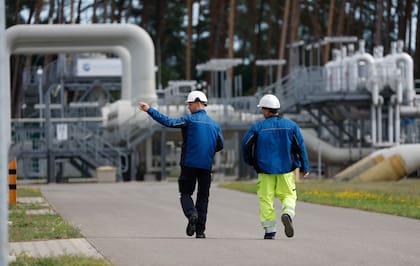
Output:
[8, 158, 17, 205]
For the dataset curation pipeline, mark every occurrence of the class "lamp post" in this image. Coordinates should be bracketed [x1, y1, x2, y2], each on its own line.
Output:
[286, 40, 304, 69]
[45, 85, 55, 183]
[196, 58, 242, 98]
[196, 58, 243, 120]
[317, 42, 322, 66]
[255, 59, 287, 84]
[37, 67, 43, 126]
[305, 44, 313, 67]
[321, 36, 358, 63]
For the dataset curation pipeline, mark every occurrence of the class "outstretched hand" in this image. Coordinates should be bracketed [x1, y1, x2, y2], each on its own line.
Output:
[138, 102, 150, 112]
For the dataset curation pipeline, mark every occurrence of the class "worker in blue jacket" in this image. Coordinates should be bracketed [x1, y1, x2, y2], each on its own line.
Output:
[139, 90, 224, 239]
[242, 94, 309, 239]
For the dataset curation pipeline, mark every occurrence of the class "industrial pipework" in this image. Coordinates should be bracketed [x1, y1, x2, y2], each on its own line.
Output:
[6, 24, 157, 104]
[335, 144, 420, 181]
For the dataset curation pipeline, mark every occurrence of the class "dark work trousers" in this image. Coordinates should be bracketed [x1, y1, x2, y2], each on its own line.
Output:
[178, 166, 212, 234]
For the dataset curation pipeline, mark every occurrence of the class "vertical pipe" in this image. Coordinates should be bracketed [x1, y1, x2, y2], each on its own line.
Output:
[309, 46, 313, 67]
[371, 83, 378, 145]
[233, 132, 239, 178]
[160, 128, 166, 181]
[60, 77, 65, 117]
[371, 105, 376, 145]
[317, 142, 322, 179]
[0, 0, 10, 263]
[130, 151, 137, 181]
[302, 46, 306, 67]
[211, 72, 215, 98]
[396, 82, 403, 144]
[388, 104, 394, 143]
[58, 54, 65, 117]
[146, 138, 152, 176]
[239, 74, 243, 96]
[377, 102, 383, 144]
[317, 43, 321, 66]
[214, 71, 217, 98]
[233, 75, 237, 97]
[395, 101, 401, 145]
[397, 82, 403, 104]
[37, 68, 43, 126]
[45, 86, 55, 183]
[216, 71, 223, 98]
[357, 123, 362, 158]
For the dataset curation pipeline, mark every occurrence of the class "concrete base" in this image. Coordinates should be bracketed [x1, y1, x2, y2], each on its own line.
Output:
[144, 173, 157, 181]
[96, 166, 116, 183]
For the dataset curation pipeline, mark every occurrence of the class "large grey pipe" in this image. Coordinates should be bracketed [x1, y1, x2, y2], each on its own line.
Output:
[6, 24, 157, 103]
[0, 0, 10, 264]
[302, 129, 373, 165]
[1, 24, 157, 263]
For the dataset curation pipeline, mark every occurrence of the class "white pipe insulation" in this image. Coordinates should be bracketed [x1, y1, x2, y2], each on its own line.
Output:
[400, 105, 420, 116]
[335, 144, 420, 181]
[348, 40, 376, 92]
[6, 24, 157, 104]
[396, 40, 415, 103]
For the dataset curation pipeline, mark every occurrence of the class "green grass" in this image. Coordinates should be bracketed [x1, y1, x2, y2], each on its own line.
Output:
[10, 254, 112, 266]
[9, 207, 82, 241]
[219, 179, 420, 219]
[16, 186, 43, 197]
[9, 187, 82, 242]
[9, 186, 112, 266]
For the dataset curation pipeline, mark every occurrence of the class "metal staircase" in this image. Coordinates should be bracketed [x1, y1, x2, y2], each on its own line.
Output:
[11, 58, 129, 181]
[10, 121, 129, 180]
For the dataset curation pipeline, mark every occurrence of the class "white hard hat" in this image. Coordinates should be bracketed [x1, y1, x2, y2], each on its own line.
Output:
[186, 90, 208, 105]
[257, 94, 280, 109]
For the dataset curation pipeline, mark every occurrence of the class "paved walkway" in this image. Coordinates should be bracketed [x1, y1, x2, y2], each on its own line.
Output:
[10, 181, 420, 266]
[10, 238, 103, 259]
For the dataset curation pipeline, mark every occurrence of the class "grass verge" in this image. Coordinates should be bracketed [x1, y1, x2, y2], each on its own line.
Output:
[10, 254, 113, 266]
[219, 179, 420, 220]
[9, 186, 112, 266]
[10, 187, 81, 242]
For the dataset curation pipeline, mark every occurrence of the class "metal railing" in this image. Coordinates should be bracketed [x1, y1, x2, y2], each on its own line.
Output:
[10, 120, 128, 179]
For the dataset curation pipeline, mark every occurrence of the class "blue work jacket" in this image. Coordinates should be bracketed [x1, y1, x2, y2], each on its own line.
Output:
[242, 115, 310, 174]
[147, 108, 224, 170]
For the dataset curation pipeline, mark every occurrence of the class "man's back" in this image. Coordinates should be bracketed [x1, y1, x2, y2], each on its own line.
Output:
[180, 110, 223, 169]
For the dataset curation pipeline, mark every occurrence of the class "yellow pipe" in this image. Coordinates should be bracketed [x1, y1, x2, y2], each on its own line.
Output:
[355, 154, 406, 181]
[8, 157, 17, 205]
[334, 154, 384, 181]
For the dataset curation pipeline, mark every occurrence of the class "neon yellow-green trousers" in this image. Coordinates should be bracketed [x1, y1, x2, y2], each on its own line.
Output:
[257, 171, 297, 232]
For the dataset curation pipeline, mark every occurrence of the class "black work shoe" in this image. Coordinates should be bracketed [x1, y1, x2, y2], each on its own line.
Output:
[264, 232, 276, 239]
[186, 215, 198, 236]
[196, 233, 206, 239]
[281, 213, 294, 238]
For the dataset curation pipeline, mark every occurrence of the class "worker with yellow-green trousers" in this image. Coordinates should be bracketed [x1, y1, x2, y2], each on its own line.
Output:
[242, 94, 310, 239]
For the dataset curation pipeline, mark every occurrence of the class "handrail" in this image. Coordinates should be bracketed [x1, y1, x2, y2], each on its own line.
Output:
[10, 121, 128, 178]
[68, 123, 127, 173]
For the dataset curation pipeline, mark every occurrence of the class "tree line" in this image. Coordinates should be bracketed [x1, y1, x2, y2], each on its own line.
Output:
[5, 0, 420, 117]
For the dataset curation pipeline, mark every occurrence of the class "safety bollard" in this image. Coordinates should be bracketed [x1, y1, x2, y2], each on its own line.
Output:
[8, 157, 17, 205]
